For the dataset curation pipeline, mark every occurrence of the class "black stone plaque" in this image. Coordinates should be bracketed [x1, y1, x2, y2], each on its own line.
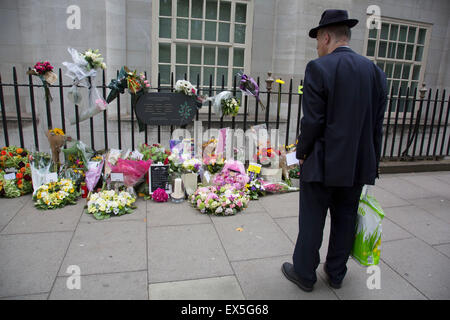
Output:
[135, 92, 201, 126]
[149, 164, 170, 194]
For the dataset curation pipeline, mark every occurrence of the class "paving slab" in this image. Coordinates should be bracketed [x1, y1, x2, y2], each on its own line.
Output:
[232, 255, 337, 300]
[49, 271, 148, 300]
[434, 173, 450, 185]
[81, 197, 147, 223]
[408, 197, 450, 224]
[1, 200, 84, 235]
[59, 220, 147, 276]
[369, 185, 411, 208]
[318, 259, 427, 300]
[212, 212, 294, 262]
[258, 192, 299, 218]
[400, 175, 450, 200]
[381, 238, 450, 300]
[385, 205, 450, 245]
[433, 243, 450, 259]
[375, 177, 437, 200]
[149, 276, 244, 300]
[147, 200, 210, 227]
[0, 195, 32, 231]
[381, 217, 414, 243]
[0, 232, 72, 298]
[148, 224, 233, 283]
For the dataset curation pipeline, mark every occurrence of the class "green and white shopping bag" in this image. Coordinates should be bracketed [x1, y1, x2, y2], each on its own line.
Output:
[351, 186, 385, 266]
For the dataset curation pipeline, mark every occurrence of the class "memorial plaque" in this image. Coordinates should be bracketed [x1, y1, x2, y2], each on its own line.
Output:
[149, 164, 171, 194]
[135, 92, 201, 126]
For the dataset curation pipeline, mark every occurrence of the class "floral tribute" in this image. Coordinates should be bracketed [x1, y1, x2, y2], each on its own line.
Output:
[27, 61, 57, 101]
[152, 188, 169, 202]
[213, 160, 249, 190]
[62, 47, 108, 124]
[139, 143, 170, 165]
[221, 97, 240, 117]
[0, 146, 33, 198]
[86, 189, 136, 220]
[245, 177, 266, 200]
[33, 179, 80, 210]
[106, 66, 151, 132]
[190, 185, 249, 216]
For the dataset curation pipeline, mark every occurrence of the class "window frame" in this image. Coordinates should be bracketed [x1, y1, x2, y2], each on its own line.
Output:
[363, 16, 432, 106]
[152, 0, 253, 92]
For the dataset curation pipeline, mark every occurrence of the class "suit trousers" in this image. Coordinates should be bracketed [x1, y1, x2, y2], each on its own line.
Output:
[292, 180, 363, 287]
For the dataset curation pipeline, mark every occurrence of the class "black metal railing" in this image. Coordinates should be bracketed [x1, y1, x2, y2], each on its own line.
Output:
[0, 66, 448, 161]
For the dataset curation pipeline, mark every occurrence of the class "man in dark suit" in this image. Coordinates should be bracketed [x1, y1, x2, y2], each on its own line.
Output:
[281, 9, 387, 292]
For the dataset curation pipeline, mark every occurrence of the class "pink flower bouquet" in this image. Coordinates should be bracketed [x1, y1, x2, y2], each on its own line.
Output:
[260, 180, 299, 194]
[110, 158, 152, 187]
[190, 185, 249, 216]
[213, 160, 249, 191]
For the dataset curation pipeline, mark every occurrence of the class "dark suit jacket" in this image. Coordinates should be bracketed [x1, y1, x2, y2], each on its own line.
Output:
[296, 46, 387, 187]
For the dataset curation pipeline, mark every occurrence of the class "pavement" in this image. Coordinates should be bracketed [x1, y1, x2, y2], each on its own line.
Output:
[0, 171, 449, 300]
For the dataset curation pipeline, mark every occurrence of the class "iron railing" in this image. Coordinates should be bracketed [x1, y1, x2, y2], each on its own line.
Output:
[0, 66, 449, 161]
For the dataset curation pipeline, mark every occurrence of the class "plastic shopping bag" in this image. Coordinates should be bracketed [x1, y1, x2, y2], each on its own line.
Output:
[351, 186, 385, 266]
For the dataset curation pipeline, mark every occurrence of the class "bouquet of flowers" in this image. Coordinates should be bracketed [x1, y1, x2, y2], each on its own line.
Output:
[203, 154, 224, 175]
[152, 188, 169, 202]
[238, 72, 265, 110]
[221, 97, 240, 117]
[261, 180, 299, 193]
[29, 152, 53, 193]
[254, 147, 281, 167]
[0, 146, 29, 170]
[26, 61, 57, 102]
[86, 189, 136, 220]
[212, 160, 249, 191]
[85, 155, 104, 192]
[106, 66, 151, 132]
[289, 166, 300, 179]
[139, 143, 170, 165]
[245, 177, 266, 200]
[46, 128, 70, 169]
[62, 47, 108, 124]
[182, 158, 202, 173]
[81, 49, 107, 71]
[61, 140, 94, 185]
[110, 158, 152, 188]
[33, 179, 80, 210]
[0, 165, 33, 198]
[190, 185, 249, 216]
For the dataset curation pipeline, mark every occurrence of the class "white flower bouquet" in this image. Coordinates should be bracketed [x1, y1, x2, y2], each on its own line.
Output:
[86, 189, 136, 220]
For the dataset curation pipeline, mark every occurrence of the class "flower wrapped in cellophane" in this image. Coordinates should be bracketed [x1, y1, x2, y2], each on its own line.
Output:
[213, 159, 249, 191]
[33, 179, 80, 210]
[62, 47, 108, 124]
[85, 155, 104, 193]
[238, 72, 265, 110]
[86, 189, 136, 220]
[106, 66, 151, 132]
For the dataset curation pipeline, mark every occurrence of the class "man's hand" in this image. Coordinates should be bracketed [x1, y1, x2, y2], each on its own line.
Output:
[299, 159, 304, 165]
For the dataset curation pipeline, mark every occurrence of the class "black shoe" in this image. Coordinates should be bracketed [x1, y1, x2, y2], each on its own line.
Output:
[281, 262, 313, 292]
[323, 264, 342, 289]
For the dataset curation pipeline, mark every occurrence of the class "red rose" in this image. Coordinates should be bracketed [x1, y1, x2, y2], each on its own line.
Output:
[164, 158, 169, 165]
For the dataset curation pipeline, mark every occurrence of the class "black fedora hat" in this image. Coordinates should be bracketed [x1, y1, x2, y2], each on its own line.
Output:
[309, 9, 358, 38]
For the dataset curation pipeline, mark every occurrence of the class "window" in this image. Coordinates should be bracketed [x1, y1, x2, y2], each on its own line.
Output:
[153, 0, 253, 93]
[364, 18, 431, 110]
